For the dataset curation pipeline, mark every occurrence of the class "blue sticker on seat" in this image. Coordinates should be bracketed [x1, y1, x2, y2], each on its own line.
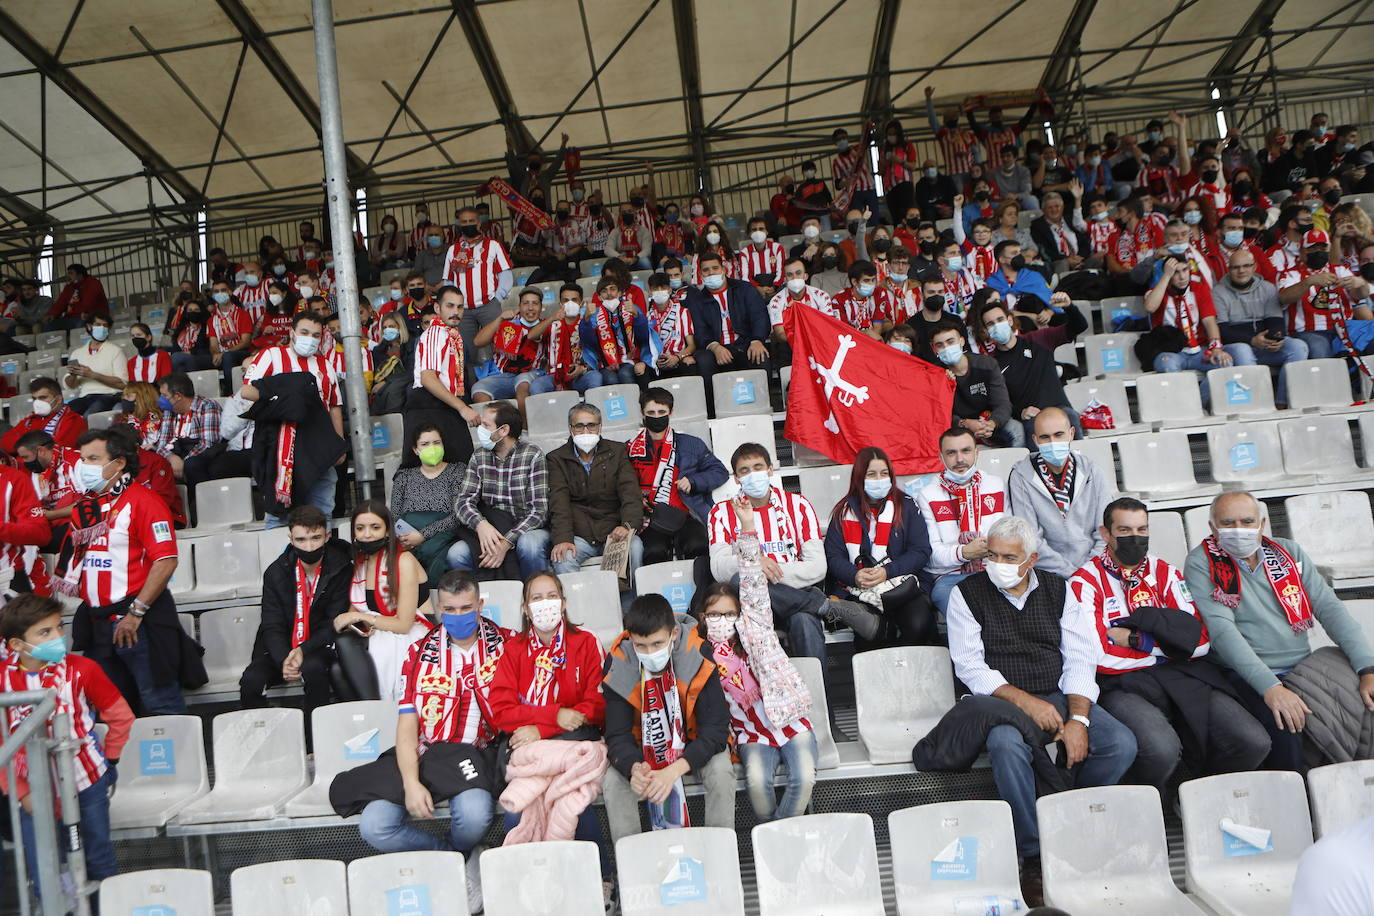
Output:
[930, 836, 978, 880]
[133, 907, 176, 916]
[732, 381, 756, 405]
[139, 739, 175, 776]
[372, 425, 391, 449]
[605, 396, 627, 420]
[1222, 828, 1272, 857]
[343, 729, 381, 761]
[1101, 347, 1124, 371]
[660, 856, 707, 905]
[543, 289, 555, 304]
[663, 584, 695, 614]
[386, 884, 432, 915]
[1226, 380, 1252, 405]
[1229, 441, 1259, 471]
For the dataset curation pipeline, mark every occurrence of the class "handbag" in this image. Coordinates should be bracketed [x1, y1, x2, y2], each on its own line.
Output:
[646, 502, 689, 534]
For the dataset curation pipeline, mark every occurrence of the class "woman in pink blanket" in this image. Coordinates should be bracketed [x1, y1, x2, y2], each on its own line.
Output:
[488, 571, 610, 868]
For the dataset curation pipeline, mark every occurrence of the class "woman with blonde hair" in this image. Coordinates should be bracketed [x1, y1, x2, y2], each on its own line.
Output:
[117, 380, 164, 447]
[1330, 203, 1373, 270]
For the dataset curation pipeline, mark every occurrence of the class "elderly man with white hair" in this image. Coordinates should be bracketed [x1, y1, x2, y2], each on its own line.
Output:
[1184, 490, 1374, 772]
[945, 514, 1137, 895]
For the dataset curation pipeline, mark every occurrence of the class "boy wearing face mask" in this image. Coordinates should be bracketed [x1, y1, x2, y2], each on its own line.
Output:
[832, 260, 894, 341]
[471, 288, 557, 411]
[1070, 498, 1270, 796]
[931, 324, 1012, 445]
[735, 218, 787, 298]
[767, 257, 836, 346]
[640, 273, 698, 383]
[579, 277, 649, 385]
[533, 285, 599, 395]
[63, 312, 128, 416]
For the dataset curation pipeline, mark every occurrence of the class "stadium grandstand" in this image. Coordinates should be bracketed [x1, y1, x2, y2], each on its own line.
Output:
[1, 0, 1374, 912]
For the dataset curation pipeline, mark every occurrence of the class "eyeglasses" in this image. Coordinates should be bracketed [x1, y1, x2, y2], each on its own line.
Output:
[571, 422, 601, 432]
[702, 612, 740, 622]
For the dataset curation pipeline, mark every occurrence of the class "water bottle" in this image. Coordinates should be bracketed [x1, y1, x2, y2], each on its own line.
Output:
[952, 895, 1024, 915]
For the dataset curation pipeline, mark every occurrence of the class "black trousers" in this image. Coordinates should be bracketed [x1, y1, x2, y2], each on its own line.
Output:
[1225, 670, 1307, 772]
[239, 643, 335, 740]
[640, 516, 709, 566]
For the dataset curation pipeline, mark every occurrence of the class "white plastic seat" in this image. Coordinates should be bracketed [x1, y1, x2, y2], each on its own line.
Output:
[1083, 332, 1143, 377]
[1070, 436, 1115, 487]
[1285, 491, 1374, 581]
[559, 569, 623, 648]
[526, 389, 582, 437]
[656, 375, 708, 421]
[1041, 785, 1204, 914]
[188, 609, 258, 692]
[1065, 377, 1140, 433]
[1306, 759, 1374, 838]
[790, 656, 839, 770]
[1135, 372, 1222, 427]
[974, 447, 1027, 480]
[1118, 430, 1221, 500]
[1206, 365, 1277, 418]
[107, 716, 210, 829]
[616, 827, 746, 915]
[1206, 421, 1302, 488]
[175, 708, 308, 824]
[478, 578, 525, 631]
[481, 840, 604, 916]
[1278, 415, 1374, 484]
[1179, 770, 1312, 916]
[187, 369, 221, 399]
[256, 525, 291, 572]
[1282, 357, 1364, 412]
[100, 868, 214, 916]
[889, 800, 1021, 915]
[790, 440, 835, 468]
[230, 859, 347, 915]
[348, 850, 470, 916]
[285, 700, 397, 816]
[86, 409, 118, 430]
[36, 330, 67, 350]
[1147, 511, 1188, 569]
[794, 464, 849, 525]
[168, 538, 197, 600]
[708, 415, 777, 469]
[633, 560, 697, 614]
[187, 530, 261, 599]
[584, 383, 642, 431]
[1362, 413, 1374, 468]
[712, 369, 770, 418]
[752, 813, 885, 915]
[675, 418, 711, 449]
[369, 412, 405, 458]
[852, 646, 955, 763]
[188, 477, 254, 532]
[1053, 341, 1078, 368]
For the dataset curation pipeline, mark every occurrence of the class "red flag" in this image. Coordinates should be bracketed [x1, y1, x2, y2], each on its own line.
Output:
[481, 177, 554, 231]
[783, 305, 954, 475]
[565, 148, 582, 178]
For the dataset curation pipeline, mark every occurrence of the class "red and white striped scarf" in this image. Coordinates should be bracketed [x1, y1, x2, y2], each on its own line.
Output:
[547, 317, 579, 387]
[522, 622, 566, 707]
[409, 621, 505, 748]
[591, 305, 637, 369]
[1202, 535, 1313, 632]
[640, 664, 689, 828]
[350, 552, 396, 617]
[176, 320, 203, 353]
[1092, 551, 1163, 612]
[1033, 453, 1076, 517]
[3, 655, 75, 783]
[839, 498, 895, 563]
[939, 472, 989, 572]
[627, 428, 684, 521]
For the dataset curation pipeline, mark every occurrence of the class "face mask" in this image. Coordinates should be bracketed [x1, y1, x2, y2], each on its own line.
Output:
[705, 231, 721, 246]
[795, 224, 819, 242]
[988, 321, 1013, 345]
[31, 399, 53, 417]
[1232, 180, 1253, 197]
[924, 293, 946, 313]
[1361, 263, 1374, 284]
[945, 256, 964, 272]
[24, 636, 68, 666]
[294, 543, 327, 565]
[157, 395, 173, 411]
[690, 203, 705, 217]
[668, 276, 684, 290]
[1087, 155, 1102, 168]
[460, 224, 480, 238]
[889, 340, 912, 354]
[1044, 159, 1058, 169]
[572, 189, 585, 202]
[621, 213, 636, 226]
[293, 334, 320, 357]
[23, 458, 43, 473]
[273, 265, 287, 276]
[644, 414, 670, 434]
[1147, 130, 1162, 142]
[603, 297, 621, 312]
[944, 466, 976, 485]
[590, 204, 604, 215]
[527, 598, 563, 632]
[1222, 230, 1244, 248]
[1090, 210, 1108, 223]
[637, 642, 673, 673]
[936, 344, 963, 366]
[836, 139, 850, 152]
[1113, 535, 1150, 568]
[1305, 251, 1329, 270]
[1243, 226, 1261, 240]
[863, 478, 892, 500]
[873, 238, 893, 254]
[383, 223, 397, 232]
[114, 399, 135, 416]
[376, 324, 400, 342]
[922, 166, 939, 181]
[650, 289, 671, 306]
[442, 612, 479, 641]
[1038, 440, 1072, 467]
[1215, 526, 1262, 559]
[89, 325, 110, 342]
[985, 560, 1024, 590]
[1323, 188, 1342, 206]
[847, 221, 862, 237]
[1201, 169, 1219, 184]
[244, 274, 260, 286]
[298, 285, 316, 299]
[750, 230, 768, 245]
[784, 277, 807, 295]
[426, 234, 445, 249]
[820, 255, 839, 270]
[268, 292, 285, 307]
[572, 432, 600, 452]
[1166, 242, 1189, 255]
[857, 282, 875, 298]
[1008, 254, 1026, 271]
[705, 616, 736, 643]
[1182, 210, 1202, 226]
[354, 537, 388, 556]
[475, 424, 499, 451]
[703, 273, 726, 291]
[74, 460, 111, 494]
[417, 444, 445, 466]
[739, 470, 771, 499]
[974, 190, 990, 202]
[666, 212, 680, 223]
[563, 302, 581, 318]
[890, 272, 908, 284]
[131, 337, 153, 355]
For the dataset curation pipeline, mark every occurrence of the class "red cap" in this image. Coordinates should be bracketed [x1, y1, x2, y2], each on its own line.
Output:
[1303, 228, 1330, 247]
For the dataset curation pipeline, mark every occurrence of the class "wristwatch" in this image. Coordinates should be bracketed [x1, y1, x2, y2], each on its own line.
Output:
[1069, 714, 1091, 729]
[128, 599, 149, 619]
[1127, 630, 1141, 650]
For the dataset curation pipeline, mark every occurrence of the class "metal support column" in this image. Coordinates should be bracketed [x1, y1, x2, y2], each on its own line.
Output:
[1265, 31, 1283, 127]
[311, 0, 374, 498]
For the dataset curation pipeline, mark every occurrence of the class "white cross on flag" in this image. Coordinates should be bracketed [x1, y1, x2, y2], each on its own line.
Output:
[783, 305, 954, 474]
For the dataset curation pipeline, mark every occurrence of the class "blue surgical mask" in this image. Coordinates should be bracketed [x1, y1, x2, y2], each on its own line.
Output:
[924, 167, 938, 180]
[1222, 230, 1244, 248]
[668, 277, 683, 290]
[890, 272, 908, 284]
[857, 282, 875, 298]
[936, 344, 964, 366]
[739, 470, 771, 499]
[427, 235, 443, 249]
[442, 612, 479, 641]
[90, 326, 109, 341]
[636, 642, 673, 673]
[1182, 210, 1202, 226]
[1038, 441, 1072, 467]
[1166, 242, 1189, 255]
[382, 326, 400, 341]
[212, 291, 231, 305]
[945, 256, 963, 272]
[292, 334, 320, 358]
[475, 424, 498, 451]
[944, 466, 976, 485]
[157, 396, 173, 411]
[703, 273, 726, 291]
[988, 320, 1013, 345]
[24, 636, 69, 665]
[863, 478, 892, 500]
[74, 461, 111, 494]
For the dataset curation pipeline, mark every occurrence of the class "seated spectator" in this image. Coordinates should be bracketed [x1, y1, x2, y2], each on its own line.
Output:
[882, 245, 920, 323]
[935, 238, 984, 316]
[809, 241, 848, 298]
[823, 447, 935, 645]
[46, 263, 108, 331]
[471, 288, 556, 412]
[702, 500, 817, 820]
[1132, 217, 1216, 289]
[709, 443, 878, 664]
[913, 160, 958, 221]
[958, 185, 997, 237]
[1278, 228, 1373, 359]
[787, 218, 826, 272]
[168, 296, 214, 373]
[205, 281, 254, 386]
[1034, 145, 1076, 201]
[1077, 145, 1115, 198]
[448, 401, 549, 580]
[547, 404, 642, 588]
[389, 423, 465, 586]
[539, 285, 601, 395]
[116, 381, 164, 449]
[931, 323, 1012, 445]
[61, 312, 127, 417]
[1207, 210, 1277, 283]
[1140, 259, 1239, 407]
[832, 259, 893, 340]
[955, 216, 999, 282]
[1, 376, 86, 456]
[1266, 203, 1312, 280]
[14, 430, 78, 531]
[903, 277, 961, 358]
[1329, 203, 1371, 269]
[945, 515, 1137, 883]
[331, 501, 430, 706]
[1105, 196, 1163, 295]
[10, 278, 52, 334]
[607, 203, 653, 270]
[1184, 491, 1374, 772]
[1071, 498, 1270, 796]
[984, 240, 1053, 311]
[1210, 250, 1309, 406]
[683, 251, 770, 405]
[404, 285, 479, 471]
[628, 389, 726, 566]
[181, 392, 254, 490]
[916, 428, 1008, 612]
[991, 145, 1037, 210]
[971, 300, 1079, 447]
[1008, 408, 1112, 579]
[580, 276, 648, 386]
[641, 272, 698, 384]
[736, 218, 786, 300]
[126, 323, 171, 384]
[767, 258, 836, 345]
[239, 505, 354, 740]
[1030, 191, 1091, 271]
[601, 593, 731, 844]
[793, 161, 833, 230]
[155, 373, 223, 483]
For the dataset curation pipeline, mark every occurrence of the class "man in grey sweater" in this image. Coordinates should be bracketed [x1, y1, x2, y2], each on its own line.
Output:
[1209, 248, 1309, 405]
[1008, 408, 1114, 577]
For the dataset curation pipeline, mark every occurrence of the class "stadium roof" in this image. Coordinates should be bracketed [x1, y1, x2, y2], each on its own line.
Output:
[0, 0, 1371, 226]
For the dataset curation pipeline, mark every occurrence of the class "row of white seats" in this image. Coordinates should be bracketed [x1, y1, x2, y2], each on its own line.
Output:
[523, 371, 772, 437]
[104, 763, 1374, 915]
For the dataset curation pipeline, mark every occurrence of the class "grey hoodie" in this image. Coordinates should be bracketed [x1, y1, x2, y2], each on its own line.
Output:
[1008, 450, 1115, 578]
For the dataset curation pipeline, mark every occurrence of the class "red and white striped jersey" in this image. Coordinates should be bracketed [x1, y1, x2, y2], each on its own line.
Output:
[708, 487, 821, 564]
[1070, 553, 1208, 674]
[708, 288, 737, 345]
[413, 317, 465, 395]
[127, 350, 172, 384]
[244, 346, 341, 409]
[735, 241, 787, 287]
[32, 446, 81, 510]
[327, 343, 373, 383]
[691, 251, 737, 284]
[935, 126, 978, 175]
[234, 281, 271, 324]
[767, 286, 836, 328]
[1267, 239, 1301, 283]
[646, 296, 694, 356]
[961, 242, 998, 280]
[442, 237, 512, 308]
[72, 484, 178, 608]
[1182, 180, 1230, 213]
[978, 124, 1021, 161]
[1086, 217, 1117, 255]
[1279, 264, 1359, 333]
[1141, 164, 1182, 206]
[210, 305, 252, 348]
[832, 288, 895, 330]
[886, 281, 920, 323]
[831, 146, 875, 192]
[941, 267, 984, 315]
[0, 465, 51, 595]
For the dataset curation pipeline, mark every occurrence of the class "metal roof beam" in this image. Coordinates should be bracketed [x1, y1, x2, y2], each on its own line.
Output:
[1040, 0, 1097, 97]
[0, 6, 201, 204]
[670, 0, 712, 191]
[0, 184, 49, 228]
[449, 0, 538, 155]
[861, 0, 901, 117]
[1209, 0, 1291, 83]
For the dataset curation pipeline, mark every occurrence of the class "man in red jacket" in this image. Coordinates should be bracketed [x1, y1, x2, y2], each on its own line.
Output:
[0, 463, 52, 594]
[0, 377, 87, 457]
[47, 264, 108, 331]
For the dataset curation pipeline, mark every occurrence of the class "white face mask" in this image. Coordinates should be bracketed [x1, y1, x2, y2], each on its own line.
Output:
[705, 231, 721, 246]
[563, 301, 581, 318]
[705, 616, 737, 644]
[292, 334, 320, 358]
[651, 289, 671, 306]
[298, 285, 314, 299]
[750, 230, 768, 245]
[527, 598, 563, 632]
[785, 277, 806, 294]
[31, 398, 53, 417]
[1215, 526, 1263, 559]
[803, 225, 820, 239]
[985, 560, 1025, 590]
[603, 297, 620, 312]
[572, 432, 600, 452]
[268, 293, 285, 307]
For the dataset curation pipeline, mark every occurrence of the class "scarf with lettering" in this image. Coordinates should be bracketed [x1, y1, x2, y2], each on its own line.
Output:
[627, 428, 684, 523]
[939, 471, 989, 573]
[54, 474, 132, 596]
[409, 619, 506, 748]
[521, 621, 566, 708]
[617, 224, 642, 257]
[640, 663, 689, 829]
[275, 414, 297, 509]
[492, 319, 543, 374]
[967, 243, 996, 280]
[293, 560, 319, 649]
[712, 637, 762, 709]
[592, 305, 637, 369]
[212, 306, 243, 345]
[1032, 453, 1076, 517]
[42, 406, 70, 438]
[547, 317, 580, 387]
[1201, 535, 1312, 632]
[3, 654, 75, 783]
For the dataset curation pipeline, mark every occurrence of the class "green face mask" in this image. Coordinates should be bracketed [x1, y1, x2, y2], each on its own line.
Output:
[417, 444, 445, 467]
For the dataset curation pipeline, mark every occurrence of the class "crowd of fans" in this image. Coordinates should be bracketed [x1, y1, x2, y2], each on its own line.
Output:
[0, 104, 1372, 913]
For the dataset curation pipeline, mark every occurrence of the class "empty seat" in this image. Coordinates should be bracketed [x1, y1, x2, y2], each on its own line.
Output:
[1362, 413, 1374, 468]
[1070, 436, 1115, 484]
[1305, 760, 1374, 838]
[1065, 378, 1140, 433]
[168, 538, 197, 601]
[753, 813, 885, 915]
[1282, 357, 1362, 411]
[656, 375, 708, 421]
[187, 531, 261, 600]
[86, 409, 118, 430]
[285, 700, 397, 816]
[709, 415, 777, 469]
[188, 477, 255, 531]
[1135, 372, 1221, 427]
[175, 708, 308, 824]
[256, 526, 291, 572]
[188, 608, 259, 694]
[794, 465, 849, 524]
[100, 868, 214, 916]
[481, 840, 604, 916]
[1083, 332, 1143, 377]
[616, 827, 746, 915]
[712, 369, 770, 418]
[559, 570, 623, 648]
[107, 716, 210, 829]
[187, 369, 221, 399]
[349, 850, 470, 916]
[633, 560, 697, 614]
[585, 384, 642, 431]
[975, 447, 1027, 480]
[852, 646, 955, 763]
[790, 440, 835, 468]
[1040, 785, 1204, 913]
[1206, 421, 1300, 488]
[1285, 491, 1374, 581]
[526, 389, 582, 437]
[1180, 771, 1312, 916]
[790, 656, 839, 770]
[1148, 511, 1188, 569]
[479, 578, 525, 631]
[1278, 415, 1373, 484]
[370, 412, 405, 458]
[889, 800, 1021, 915]
[1206, 365, 1277, 418]
[230, 859, 347, 915]
[1118, 430, 1221, 500]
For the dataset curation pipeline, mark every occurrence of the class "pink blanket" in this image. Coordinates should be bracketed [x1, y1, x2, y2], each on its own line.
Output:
[499, 739, 609, 845]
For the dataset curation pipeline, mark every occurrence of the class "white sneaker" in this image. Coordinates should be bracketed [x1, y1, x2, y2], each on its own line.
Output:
[466, 844, 485, 914]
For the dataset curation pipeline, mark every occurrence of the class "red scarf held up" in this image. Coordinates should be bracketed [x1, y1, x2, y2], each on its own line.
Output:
[591, 305, 638, 369]
[547, 317, 579, 386]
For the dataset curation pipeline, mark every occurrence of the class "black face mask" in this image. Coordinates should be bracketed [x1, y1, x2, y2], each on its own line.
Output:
[407, 287, 425, 299]
[1306, 251, 1330, 270]
[1323, 188, 1342, 206]
[22, 459, 43, 473]
[294, 543, 327, 565]
[906, 218, 921, 229]
[643, 414, 670, 433]
[1201, 169, 1219, 184]
[923, 294, 946, 312]
[186, 311, 206, 324]
[974, 190, 990, 202]
[1009, 254, 1027, 271]
[820, 255, 838, 270]
[873, 238, 892, 253]
[556, 210, 570, 221]
[131, 337, 153, 355]
[354, 538, 387, 556]
[459, 224, 480, 239]
[621, 213, 636, 225]
[1114, 535, 1149, 568]
[783, 184, 794, 194]
[1361, 263, 1374, 284]
[178, 290, 193, 302]
[590, 204, 603, 215]
[847, 221, 861, 236]
[1232, 180, 1253, 197]
[1242, 226, 1260, 240]
[629, 196, 645, 208]
[119, 399, 136, 414]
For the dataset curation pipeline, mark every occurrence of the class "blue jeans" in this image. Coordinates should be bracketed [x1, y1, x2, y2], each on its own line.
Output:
[1298, 329, 1338, 360]
[931, 572, 972, 615]
[598, 364, 637, 385]
[502, 806, 608, 875]
[985, 691, 1137, 858]
[115, 634, 187, 714]
[359, 788, 493, 854]
[472, 372, 531, 400]
[552, 535, 643, 587]
[739, 730, 817, 821]
[1228, 337, 1309, 404]
[1152, 345, 1252, 409]
[446, 528, 551, 579]
[527, 370, 601, 395]
[265, 466, 337, 528]
[20, 766, 119, 891]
